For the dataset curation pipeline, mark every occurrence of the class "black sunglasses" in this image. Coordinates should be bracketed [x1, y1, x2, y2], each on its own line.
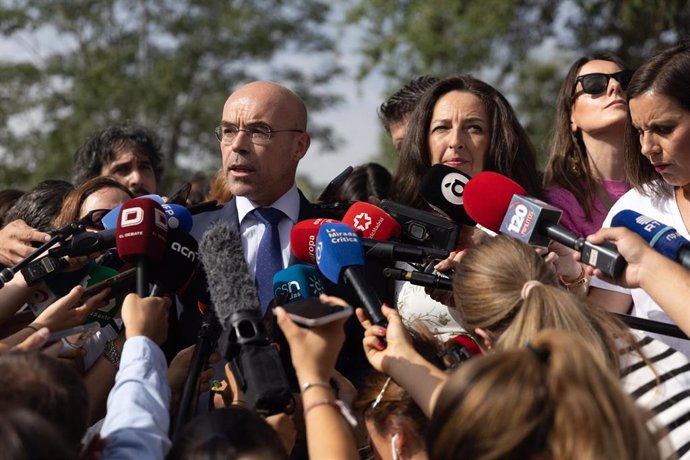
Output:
[573, 70, 633, 96]
[80, 208, 110, 231]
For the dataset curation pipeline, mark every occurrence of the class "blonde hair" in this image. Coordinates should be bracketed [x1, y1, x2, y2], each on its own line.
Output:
[453, 235, 630, 371]
[428, 329, 663, 460]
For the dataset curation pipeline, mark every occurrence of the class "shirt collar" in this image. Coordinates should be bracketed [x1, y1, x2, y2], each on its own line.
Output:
[236, 185, 300, 224]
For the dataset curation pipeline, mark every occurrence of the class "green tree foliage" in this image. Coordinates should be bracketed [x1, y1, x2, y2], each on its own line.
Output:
[347, 0, 690, 164]
[0, 0, 342, 190]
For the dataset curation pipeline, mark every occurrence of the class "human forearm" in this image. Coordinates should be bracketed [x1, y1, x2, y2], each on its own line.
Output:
[297, 372, 358, 460]
[383, 352, 448, 418]
[638, 252, 690, 336]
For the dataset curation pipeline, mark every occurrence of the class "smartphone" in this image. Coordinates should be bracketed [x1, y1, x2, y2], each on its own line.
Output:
[80, 267, 136, 300]
[284, 297, 353, 327]
[43, 322, 100, 348]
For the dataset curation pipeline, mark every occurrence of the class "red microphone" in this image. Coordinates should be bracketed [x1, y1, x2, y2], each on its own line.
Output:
[116, 197, 168, 296]
[342, 202, 401, 240]
[463, 172, 526, 233]
[290, 218, 338, 264]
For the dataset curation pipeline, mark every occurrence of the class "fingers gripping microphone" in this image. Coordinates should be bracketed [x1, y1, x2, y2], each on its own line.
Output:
[316, 222, 388, 327]
[199, 222, 292, 416]
[611, 210, 690, 270]
[115, 197, 168, 296]
[420, 164, 476, 226]
[464, 172, 626, 278]
[272, 264, 326, 303]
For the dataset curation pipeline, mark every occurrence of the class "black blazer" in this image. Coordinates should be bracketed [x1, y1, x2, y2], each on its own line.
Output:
[172, 191, 370, 389]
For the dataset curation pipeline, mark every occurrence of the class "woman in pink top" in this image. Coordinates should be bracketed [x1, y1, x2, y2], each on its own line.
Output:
[544, 52, 633, 236]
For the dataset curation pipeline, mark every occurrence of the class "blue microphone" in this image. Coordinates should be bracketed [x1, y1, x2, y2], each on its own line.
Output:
[315, 222, 387, 327]
[161, 203, 193, 233]
[612, 210, 690, 270]
[272, 264, 326, 303]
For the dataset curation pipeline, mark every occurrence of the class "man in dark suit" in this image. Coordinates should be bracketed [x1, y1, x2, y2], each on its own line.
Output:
[176, 82, 367, 388]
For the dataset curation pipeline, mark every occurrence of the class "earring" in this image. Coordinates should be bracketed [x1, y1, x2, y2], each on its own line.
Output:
[391, 433, 400, 460]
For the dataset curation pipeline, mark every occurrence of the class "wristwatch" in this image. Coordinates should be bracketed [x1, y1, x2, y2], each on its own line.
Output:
[103, 339, 121, 368]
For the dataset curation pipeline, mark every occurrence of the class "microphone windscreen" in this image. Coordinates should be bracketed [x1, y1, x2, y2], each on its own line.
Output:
[464, 172, 527, 233]
[152, 228, 198, 295]
[420, 164, 475, 226]
[199, 222, 260, 327]
[290, 218, 338, 264]
[272, 264, 326, 302]
[342, 202, 401, 240]
[115, 197, 168, 261]
[315, 222, 365, 284]
[161, 203, 193, 233]
[102, 194, 165, 230]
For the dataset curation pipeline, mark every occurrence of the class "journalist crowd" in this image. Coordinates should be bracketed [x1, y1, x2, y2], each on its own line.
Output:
[2, 38, 690, 459]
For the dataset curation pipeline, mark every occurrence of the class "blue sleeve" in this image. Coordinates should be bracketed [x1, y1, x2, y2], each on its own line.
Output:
[100, 336, 171, 460]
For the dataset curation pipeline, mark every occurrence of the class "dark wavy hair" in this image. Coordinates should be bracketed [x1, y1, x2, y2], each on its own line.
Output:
[543, 52, 628, 220]
[72, 124, 164, 187]
[390, 74, 543, 210]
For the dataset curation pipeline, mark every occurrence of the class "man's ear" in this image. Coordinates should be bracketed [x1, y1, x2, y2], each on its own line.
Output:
[474, 328, 494, 351]
[292, 132, 310, 162]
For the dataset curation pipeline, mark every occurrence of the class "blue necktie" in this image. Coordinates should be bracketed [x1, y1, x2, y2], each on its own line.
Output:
[253, 207, 285, 312]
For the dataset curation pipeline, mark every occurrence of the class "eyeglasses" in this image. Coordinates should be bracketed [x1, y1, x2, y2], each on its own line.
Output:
[573, 70, 633, 96]
[214, 125, 304, 145]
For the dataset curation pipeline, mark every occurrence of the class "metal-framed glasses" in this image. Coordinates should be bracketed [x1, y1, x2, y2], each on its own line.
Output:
[572, 70, 634, 97]
[214, 124, 304, 145]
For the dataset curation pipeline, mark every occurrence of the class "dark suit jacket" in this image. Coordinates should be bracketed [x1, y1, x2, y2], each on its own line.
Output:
[173, 190, 370, 390]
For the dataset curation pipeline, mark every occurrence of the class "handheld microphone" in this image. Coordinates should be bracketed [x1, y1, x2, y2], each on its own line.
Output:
[420, 164, 476, 226]
[463, 172, 626, 278]
[101, 194, 165, 230]
[292, 218, 449, 265]
[342, 202, 401, 240]
[150, 228, 199, 296]
[199, 222, 292, 415]
[272, 264, 326, 303]
[382, 268, 453, 291]
[161, 203, 193, 233]
[315, 222, 387, 327]
[290, 218, 339, 264]
[115, 197, 168, 296]
[611, 210, 690, 270]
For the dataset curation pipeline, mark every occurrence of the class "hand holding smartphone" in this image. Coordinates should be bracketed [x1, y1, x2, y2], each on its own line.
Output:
[282, 297, 353, 327]
[42, 322, 100, 349]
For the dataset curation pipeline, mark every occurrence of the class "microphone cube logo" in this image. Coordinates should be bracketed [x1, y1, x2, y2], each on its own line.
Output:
[353, 212, 372, 232]
[308, 274, 325, 295]
[634, 215, 661, 233]
[120, 207, 144, 227]
[315, 241, 323, 264]
[441, 171, 470, 205]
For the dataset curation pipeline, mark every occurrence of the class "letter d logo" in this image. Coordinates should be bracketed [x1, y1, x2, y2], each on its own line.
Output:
[120, 207, 143, 227]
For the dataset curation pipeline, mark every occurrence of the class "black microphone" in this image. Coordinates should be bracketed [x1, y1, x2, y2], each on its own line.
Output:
[420, 164, 476, 226]
[361, 239, 450, 263]
[199, 222, 292, 416]
[382, 268, 453, 290]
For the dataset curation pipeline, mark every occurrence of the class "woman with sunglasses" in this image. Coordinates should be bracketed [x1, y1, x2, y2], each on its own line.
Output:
[544, 52, 633, 237]
[588, 41, 690, 358]
[52, 176, 133, 231]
